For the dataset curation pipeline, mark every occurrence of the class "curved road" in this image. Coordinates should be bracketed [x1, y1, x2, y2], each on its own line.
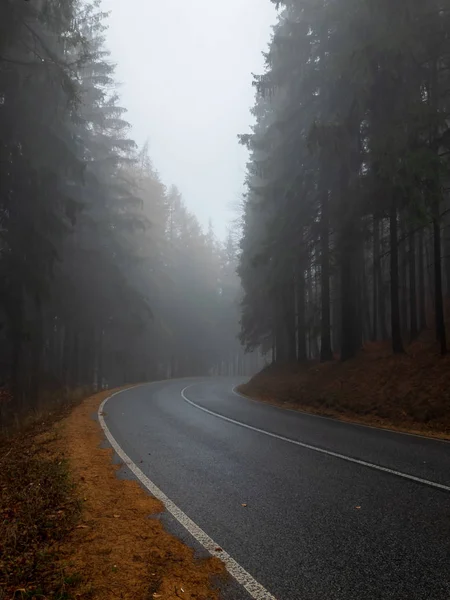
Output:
[102, 377, 450, 600]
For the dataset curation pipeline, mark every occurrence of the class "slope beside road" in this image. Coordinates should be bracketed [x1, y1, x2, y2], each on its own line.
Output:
[101, 377, 450, 600]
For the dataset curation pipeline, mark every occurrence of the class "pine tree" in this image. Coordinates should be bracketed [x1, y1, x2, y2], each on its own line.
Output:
[238, 0, 450, 366]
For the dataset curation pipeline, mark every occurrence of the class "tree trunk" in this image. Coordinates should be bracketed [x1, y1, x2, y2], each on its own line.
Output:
[296, 264, 307, 362]
[340, 227, 361, 361]
[429, 52, 447, 354]
[361, 246, 371, 341]
[378, 219, 388, 340]
[418, 228, 427, 330]
[271, 335, 276, 365]
[9, 286, 25, 411]
[409, 226, 418, 340]
[62, 324, 71, 387]
[340, 243, 361, 360]
[331, 272, 341, 352]
[284, 280, 297, 362]
[390, 201, 404, 353]
[433, 216, 447, 354]
[306, 264, 314, 359]
[400, 218, 408, 335]
[30, 294, 43, 408]
[340, 259, 353, 360]
[97, 328, 103, 390]
[320, 189, 333, 361]
[11, 318, 23, 411]
[445, 212, 450, 296]
[339, 128, 361, 361]
[313, 262, 320, 359]
[372, 216, 379, 341]
[71, 332, 79, 387]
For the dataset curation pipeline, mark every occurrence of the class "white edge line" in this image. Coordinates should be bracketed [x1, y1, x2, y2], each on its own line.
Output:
[182, 385, 450, 494]
[98, 384, 277, 600]
[231, 385, 450, 445]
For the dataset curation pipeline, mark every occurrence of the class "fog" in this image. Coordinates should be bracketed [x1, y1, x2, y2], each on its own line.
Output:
[2, 3, 450, 599]
[4, 0, 449, 415]
[102, 0, 277, 235]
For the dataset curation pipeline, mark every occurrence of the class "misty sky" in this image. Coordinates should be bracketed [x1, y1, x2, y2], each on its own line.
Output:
[101, 0, 277, 237]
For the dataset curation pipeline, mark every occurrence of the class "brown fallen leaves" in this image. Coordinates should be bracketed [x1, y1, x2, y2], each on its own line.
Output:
[53, 388, 225, 600]
[239, 329, 450, 439]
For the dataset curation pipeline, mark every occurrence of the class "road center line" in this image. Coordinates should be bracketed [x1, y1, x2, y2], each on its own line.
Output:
[99, 387, 277, 600]
[181, 385, 450, 494]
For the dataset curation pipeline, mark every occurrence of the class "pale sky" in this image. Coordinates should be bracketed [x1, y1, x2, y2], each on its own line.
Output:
[101, 0, 277, 237]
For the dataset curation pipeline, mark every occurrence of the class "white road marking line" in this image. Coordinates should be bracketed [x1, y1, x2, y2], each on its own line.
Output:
[99, 387, 277, 600]
[181, 385, 450, 494]
[232, 385, 450, 444]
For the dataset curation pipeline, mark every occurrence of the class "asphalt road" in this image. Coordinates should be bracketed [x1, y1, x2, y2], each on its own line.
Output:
[102, 377, 450, 600]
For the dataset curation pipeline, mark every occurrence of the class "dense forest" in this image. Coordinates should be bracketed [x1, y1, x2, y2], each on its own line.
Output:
[5, 0, 450, 425]
[0, 0, 256, 423]
[239, 0, 450, 363]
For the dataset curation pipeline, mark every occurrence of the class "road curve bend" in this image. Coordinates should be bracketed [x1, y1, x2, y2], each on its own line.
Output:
[100, 377, 450, 600]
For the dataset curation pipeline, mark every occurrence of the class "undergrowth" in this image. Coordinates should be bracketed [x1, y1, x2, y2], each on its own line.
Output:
[0, 422, 82, 599]
[0, 386, 92, 440]
[240, 331, 450, 437]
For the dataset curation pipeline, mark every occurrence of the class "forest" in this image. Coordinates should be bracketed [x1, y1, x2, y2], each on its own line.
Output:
[3, 0, 450, 425]
[0, 0, 255, 426]
[239, 0, 450, 364]
[1, 3, 449, 599]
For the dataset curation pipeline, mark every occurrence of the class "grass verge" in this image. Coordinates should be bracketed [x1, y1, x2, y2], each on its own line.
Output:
[239, 334, 450, 440]
[0, 427, 81, 599]
[1, 388, 225, 600]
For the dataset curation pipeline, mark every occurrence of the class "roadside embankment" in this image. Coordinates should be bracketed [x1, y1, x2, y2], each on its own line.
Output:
[1, 388, 224, 600]
[239, 337, 450, 440]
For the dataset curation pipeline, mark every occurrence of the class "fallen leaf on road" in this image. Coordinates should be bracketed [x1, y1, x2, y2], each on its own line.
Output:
[241, 503, 247, 507]
[355, 506, 361, 509]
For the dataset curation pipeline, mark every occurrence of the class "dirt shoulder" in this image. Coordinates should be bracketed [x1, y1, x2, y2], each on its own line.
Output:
[239, 337, 450, 440]
[1, 388, 225, 600]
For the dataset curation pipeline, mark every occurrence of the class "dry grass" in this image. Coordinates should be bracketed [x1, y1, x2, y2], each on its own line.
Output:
[1, 388, 225, 600]
[0, 386, 92, 440]
[240, 330, 450, 439]
[0, 430, 81, 599]
[52, 389, 225, 600]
